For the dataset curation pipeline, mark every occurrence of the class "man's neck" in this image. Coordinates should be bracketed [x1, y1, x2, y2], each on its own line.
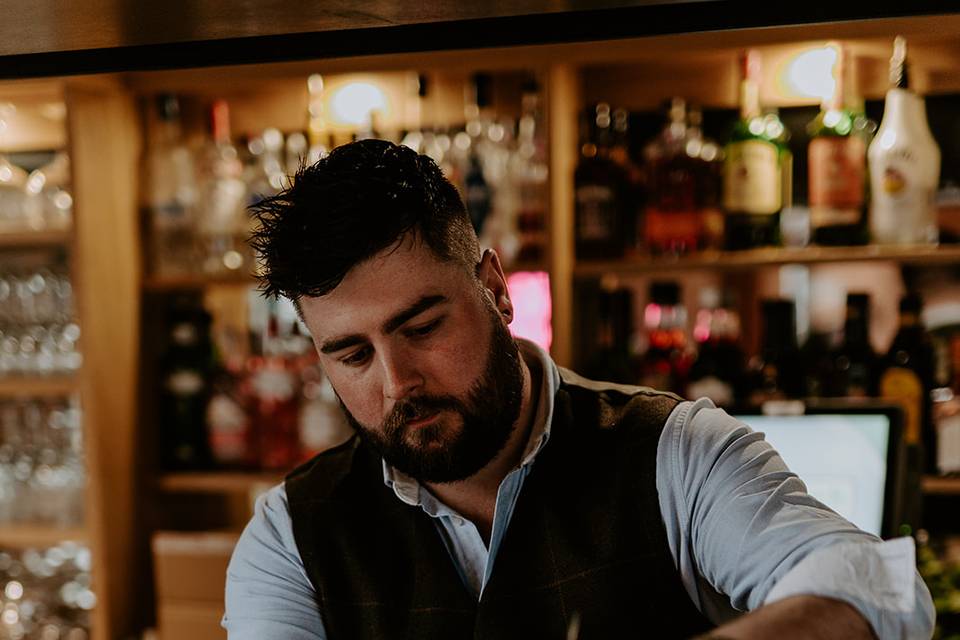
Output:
[425, 346, 542, 545]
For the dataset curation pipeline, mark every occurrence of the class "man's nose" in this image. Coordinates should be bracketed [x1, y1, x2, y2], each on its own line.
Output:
[380, 349, 424, 401]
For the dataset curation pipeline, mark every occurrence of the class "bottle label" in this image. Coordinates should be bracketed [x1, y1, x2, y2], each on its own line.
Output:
[809, 136, 865, 226]
[644, 207, 702, 252]
[870, 155, 938, 244]
[576, 185, 618, 241]
[723, 140, 781, 215]
[880, 366, 923, 443]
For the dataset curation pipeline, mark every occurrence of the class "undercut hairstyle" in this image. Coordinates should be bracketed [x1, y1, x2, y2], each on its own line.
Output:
[249, 139, 481, 304]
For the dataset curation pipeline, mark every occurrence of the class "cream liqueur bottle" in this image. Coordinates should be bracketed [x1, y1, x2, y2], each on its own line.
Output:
[868, 36, 941, 245]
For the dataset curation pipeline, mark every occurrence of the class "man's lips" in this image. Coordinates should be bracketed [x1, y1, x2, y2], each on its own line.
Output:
[406, 412, 440, 428]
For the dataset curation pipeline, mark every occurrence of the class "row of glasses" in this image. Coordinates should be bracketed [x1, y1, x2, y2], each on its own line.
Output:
[0, 150, 73, 235]
[0, 397, 84, 527]
[0, 542, 92, 639]
[0, 269, 79, 378]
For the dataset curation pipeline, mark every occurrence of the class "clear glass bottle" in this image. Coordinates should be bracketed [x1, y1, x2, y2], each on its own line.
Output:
[512, 76, 549, 264]
[197, 100, 251, 276]
[144, 95, 198, 277]
[868, 36, 941, 245]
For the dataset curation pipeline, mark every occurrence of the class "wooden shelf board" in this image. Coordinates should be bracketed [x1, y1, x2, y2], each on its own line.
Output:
[923, 475, 960, 495]
[159, 472, 284, 494]
[0, 524, 87, 547]
[574, 245, 960, 276]
[0, 229, 71, 248]
[0, 376, 79, 396]
[143, 275, 257, 292]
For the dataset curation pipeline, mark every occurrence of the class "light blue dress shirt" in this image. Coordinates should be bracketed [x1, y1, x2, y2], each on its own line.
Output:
[224, 340, 935, 639]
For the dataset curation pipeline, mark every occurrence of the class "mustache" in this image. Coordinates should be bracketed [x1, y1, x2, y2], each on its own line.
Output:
[384, 395, 464, 434]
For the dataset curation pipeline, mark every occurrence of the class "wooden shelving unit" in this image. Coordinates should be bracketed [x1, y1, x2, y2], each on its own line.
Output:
[0, 524, 88, 548]
[923, 475, 960, 496]
[574, 245, 960, 277]
[0, 229, 72, 248]
[0, 376, 79, 397]
[159, 472, 284, 494]
[143, 274, 256, 292]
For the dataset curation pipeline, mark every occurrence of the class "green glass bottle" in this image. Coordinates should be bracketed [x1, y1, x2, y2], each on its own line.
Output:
[723, 50, 792, 250]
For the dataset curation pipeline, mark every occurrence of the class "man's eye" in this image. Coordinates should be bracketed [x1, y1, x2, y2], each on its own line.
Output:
[409, 319, 441, 337]
[341, 347, 371, 366]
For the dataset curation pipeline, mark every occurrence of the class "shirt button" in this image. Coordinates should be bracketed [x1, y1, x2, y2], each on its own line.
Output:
[454, 518, 465, 526]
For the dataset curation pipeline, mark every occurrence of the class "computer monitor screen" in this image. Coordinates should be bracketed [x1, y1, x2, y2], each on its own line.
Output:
[733, 413, 892, 537]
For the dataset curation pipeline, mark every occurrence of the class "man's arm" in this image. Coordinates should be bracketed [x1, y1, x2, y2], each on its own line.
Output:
[693, 595, 876, 640]
[657, 398, 934, 639]
[223, 484, 326, 639]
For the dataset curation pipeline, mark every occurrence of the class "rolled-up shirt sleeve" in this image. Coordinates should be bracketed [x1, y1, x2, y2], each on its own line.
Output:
[222, 484, 325, 639]
[656, 397, 935, 639]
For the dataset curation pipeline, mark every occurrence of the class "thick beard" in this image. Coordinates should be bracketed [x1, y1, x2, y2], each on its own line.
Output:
[339, 305, 524, 483]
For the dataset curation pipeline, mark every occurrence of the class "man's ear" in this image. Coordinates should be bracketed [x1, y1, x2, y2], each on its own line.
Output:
[477, 249, 513, 322]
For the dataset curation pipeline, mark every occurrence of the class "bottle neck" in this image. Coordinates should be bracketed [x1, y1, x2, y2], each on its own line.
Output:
[881, 87, 931, 136]
[740, 79, 761, 120]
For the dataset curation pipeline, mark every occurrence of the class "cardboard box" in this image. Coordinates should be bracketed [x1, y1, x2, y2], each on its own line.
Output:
[158, 601, 226, 640]
[152, 531, 239, 602]
[153, 531, 239, 640]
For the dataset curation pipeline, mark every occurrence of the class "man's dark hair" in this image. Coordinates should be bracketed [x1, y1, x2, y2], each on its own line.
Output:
[250, 139, 480, 303]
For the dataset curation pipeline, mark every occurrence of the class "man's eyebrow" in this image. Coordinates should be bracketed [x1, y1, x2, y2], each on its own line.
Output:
[319, 294, 448, 355]
[382, 294, 448, 334]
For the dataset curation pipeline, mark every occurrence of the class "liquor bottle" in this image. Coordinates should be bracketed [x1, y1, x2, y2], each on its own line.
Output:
[512, 76, 549, 264]
[306, 74, 329, 165]
[249, 307, 302, 470]
[575, 103, 629, 259]
[869, 36, 941, 245]
[159, 298, 214, 470]
[206, 360, 254, 469]
[299, 366, 354, 459]
[747, 299, 804, 404]
[245, 128, 286, 206]
[197, 100, 252, 276]
[831, 293, 878, 397]
[643, 98, 703, 255]
[723, 50, 791, 250]
[143, 95, 198, 276]
[687, 287, 744, 407]
[801, 328, 837, 399]
[581, 283, 635, 385]
[808, 44, 869, 246]
[880, 293, 936, 471]
[688, 105, 725, 250]
[461, 73, 496, 239]
[638, 281, 692, 393]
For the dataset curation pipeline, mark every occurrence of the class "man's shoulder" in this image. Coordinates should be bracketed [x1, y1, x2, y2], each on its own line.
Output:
[556, 367, 684, 432]
[284, 435, 369, 505]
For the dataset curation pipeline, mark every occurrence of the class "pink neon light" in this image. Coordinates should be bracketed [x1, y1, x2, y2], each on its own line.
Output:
[506, 271, 552, 351]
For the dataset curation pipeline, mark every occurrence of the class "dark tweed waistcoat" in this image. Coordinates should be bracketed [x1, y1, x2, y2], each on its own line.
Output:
[285, 369, 713, 639]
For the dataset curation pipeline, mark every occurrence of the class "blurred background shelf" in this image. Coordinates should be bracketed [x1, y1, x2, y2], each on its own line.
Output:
[923, 475, 960, 495]
[158, 472, 284, 494]
[0, 229, 71, 248]
[0, 376, 79, 396]
[574, 245, 960, 276]
[143, 275, 256, 292]
[0, 524, 87, 547]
